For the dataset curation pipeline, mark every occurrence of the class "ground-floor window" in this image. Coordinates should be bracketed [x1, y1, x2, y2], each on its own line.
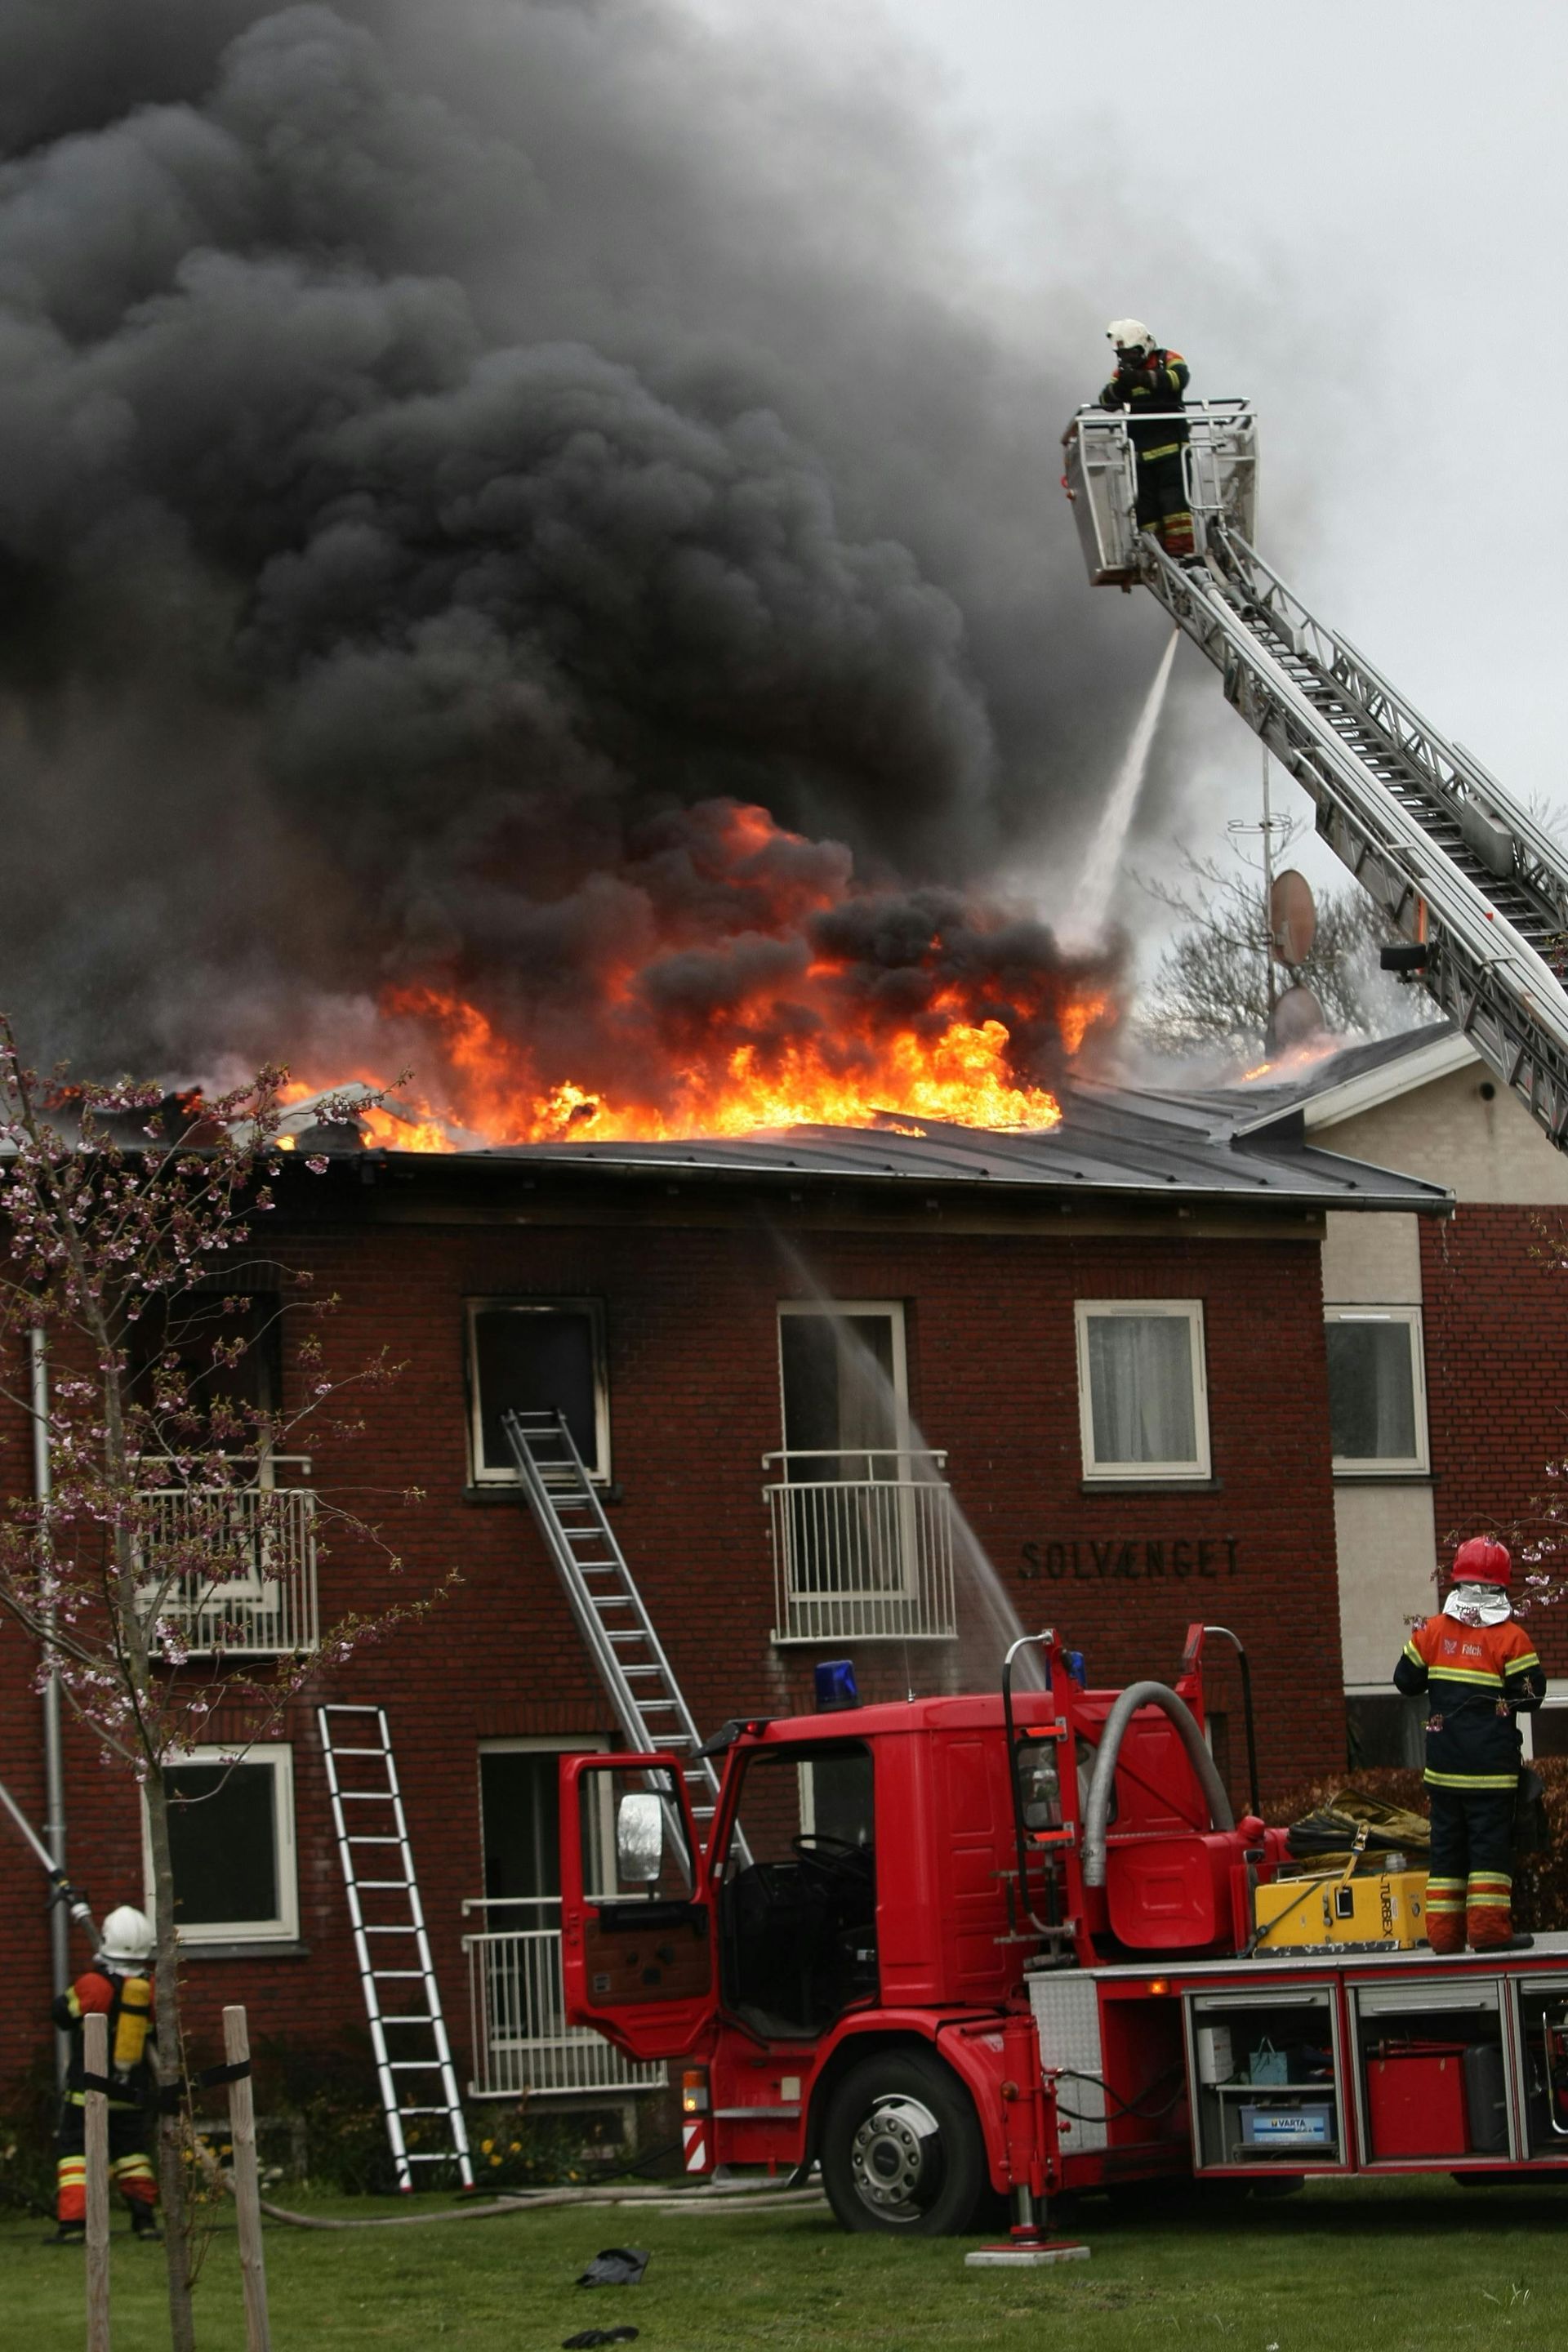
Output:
[1525, 1682, 1568, 1760]
[144, 1744, 298, 1944]
[1344, 1688, 1425, 1771]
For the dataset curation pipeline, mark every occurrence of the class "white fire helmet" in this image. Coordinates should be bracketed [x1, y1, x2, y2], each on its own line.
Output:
[1107, 318, 1155, 359]
[98, 1905, 155, 1966]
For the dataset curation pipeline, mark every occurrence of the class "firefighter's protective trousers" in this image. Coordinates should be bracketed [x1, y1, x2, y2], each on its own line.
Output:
[56, 2099, 158, 2223]
[1424, 1784, 1517, 1955]
[1134, 449, 1195, 561]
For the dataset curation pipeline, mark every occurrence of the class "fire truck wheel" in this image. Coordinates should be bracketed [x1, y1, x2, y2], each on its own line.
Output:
[820, 2050, 988, 2234]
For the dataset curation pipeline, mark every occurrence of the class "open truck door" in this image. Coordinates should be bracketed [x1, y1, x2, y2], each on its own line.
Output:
[559, 1753, 719, 2061]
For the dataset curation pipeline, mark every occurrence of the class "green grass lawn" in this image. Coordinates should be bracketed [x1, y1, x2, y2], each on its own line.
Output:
[5, 2177, 1568, 2350]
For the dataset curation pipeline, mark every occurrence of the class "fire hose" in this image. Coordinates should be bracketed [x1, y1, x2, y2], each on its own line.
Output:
[254, 2176, 826, 2230]
[0, 1767, 98, 1945]
[1080, 1682, 1234, 1888]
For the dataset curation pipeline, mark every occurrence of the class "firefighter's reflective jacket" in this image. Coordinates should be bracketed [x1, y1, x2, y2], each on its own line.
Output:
[1394, 1615, 1544, 1789]
[1099, 350, 1191, 457]
[52, 1968, 156, 2109]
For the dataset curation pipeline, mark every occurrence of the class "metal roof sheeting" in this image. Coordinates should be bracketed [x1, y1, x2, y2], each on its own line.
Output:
[461, 1067, 1450, 1211]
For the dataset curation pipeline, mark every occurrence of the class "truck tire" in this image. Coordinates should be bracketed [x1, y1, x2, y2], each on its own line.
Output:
[820, 2048, 989, 2235]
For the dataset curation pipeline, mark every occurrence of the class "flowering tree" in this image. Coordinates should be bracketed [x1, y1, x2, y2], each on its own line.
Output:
[0, 1025, 450, 2351]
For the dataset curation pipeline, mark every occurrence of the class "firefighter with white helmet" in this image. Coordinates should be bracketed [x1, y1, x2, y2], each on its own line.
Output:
[1394, 1539, 1545, 1953]
[1098, 319, 1200, 565]
[50, 1905, 160, 2243]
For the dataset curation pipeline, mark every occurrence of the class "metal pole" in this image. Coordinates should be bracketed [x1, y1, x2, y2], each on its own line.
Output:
[224, 2006, 272, 2352]
[83, 2010, 111, 2352]
[1261, 744, 1277, 1018]
[33, 1327, 73, 2082]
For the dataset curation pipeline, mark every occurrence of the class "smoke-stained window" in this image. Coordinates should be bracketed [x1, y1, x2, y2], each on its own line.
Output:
[1076, 1301, 1210, 1481]
[467, 1301, 609, 1484]
[1324, 1308, 1427, 1475]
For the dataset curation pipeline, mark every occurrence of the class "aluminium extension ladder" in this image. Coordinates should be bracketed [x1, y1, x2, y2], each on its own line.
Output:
[502, 1410, 746, 1860]
[318, 1704, 474, 2192]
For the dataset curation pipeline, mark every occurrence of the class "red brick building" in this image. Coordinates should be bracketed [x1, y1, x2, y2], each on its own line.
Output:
[0, 1083, 1443, 2105]
[1230, 1023, 1568, 1764]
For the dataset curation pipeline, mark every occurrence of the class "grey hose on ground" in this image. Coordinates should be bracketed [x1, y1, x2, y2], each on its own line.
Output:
[254, 2180, 825, 2230]
[1081, 1680, 1235, 1888]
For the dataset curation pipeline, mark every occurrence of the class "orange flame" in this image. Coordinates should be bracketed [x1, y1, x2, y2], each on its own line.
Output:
[283, 801, 1119, 1150]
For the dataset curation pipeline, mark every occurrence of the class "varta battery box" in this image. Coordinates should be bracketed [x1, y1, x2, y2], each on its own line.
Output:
[1253, 1868, 1427, 1953]
[1238, 2102, 1335, 2150]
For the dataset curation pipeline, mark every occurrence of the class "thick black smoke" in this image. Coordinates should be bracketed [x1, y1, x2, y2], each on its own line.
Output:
[0, 0, 1138, 1089]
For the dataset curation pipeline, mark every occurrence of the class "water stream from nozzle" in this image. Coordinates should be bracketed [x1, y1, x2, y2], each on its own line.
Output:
[1067, 628, 1179, 947]
[771, 1237, 1045, 1695]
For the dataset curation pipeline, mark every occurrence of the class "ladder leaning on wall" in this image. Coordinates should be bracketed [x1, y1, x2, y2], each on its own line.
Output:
[502, 1408, 746, 1860]
[318, 1704, 474, 2192]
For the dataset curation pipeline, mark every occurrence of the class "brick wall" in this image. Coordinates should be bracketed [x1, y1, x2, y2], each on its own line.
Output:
[0, 1181, 1347, 2086]
[1421, 1200, 1568, 1668]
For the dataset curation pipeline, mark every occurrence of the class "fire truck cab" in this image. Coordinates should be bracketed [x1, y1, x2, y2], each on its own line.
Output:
[559, 1630, 1568, 2233]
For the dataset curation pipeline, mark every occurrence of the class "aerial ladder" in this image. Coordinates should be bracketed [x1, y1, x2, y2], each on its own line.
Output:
[1063, 402, 1568, 1147]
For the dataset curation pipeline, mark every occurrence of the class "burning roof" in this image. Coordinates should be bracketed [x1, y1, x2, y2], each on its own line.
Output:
[276, 798, 1119, 1150]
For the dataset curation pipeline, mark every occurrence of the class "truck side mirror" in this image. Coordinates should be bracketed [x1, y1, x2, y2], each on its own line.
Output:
[616, 1792, 665, 1886]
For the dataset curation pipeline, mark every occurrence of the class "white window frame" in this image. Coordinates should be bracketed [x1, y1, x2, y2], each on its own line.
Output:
[1324, 1305, 1429, 1477]
[466, 1298, 611, 1486]
[1075, 1299, 1210, 1482]
[141, 1744, 298, 1945]
[776, 1299, 911, 1455]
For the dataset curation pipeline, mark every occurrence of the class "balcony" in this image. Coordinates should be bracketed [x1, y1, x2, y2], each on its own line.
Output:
[763, 1449, 957, 1645]
[139, 1459, 319, 1657]
[461, 1899, 666, 2100]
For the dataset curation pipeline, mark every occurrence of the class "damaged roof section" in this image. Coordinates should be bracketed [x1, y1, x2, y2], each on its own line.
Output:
[462, 1069, 1451, 1212]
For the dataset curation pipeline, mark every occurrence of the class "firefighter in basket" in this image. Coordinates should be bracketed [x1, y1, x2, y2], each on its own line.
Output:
[1394, 1538, 1545, 1954]
[51, 1905, 160, 2243]
[1098, 319, 1201, 568]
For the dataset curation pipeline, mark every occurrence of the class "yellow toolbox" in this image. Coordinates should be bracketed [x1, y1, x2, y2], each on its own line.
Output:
[1253, 1867, 1428, 1953]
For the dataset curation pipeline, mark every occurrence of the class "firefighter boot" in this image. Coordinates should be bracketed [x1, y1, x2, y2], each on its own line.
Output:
[1467, 1871, 1515, 1951]
[47, 2222, 85, 2246]
[127, 2199, 161, 2241]
[1425, 1877, 1466, 1954]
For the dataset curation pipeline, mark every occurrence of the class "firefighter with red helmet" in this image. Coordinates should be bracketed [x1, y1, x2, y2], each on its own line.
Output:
[1098, 319, 1200, 565]
[51, 1906, 160, 2243]
[1394, 1539, 1545, 1953]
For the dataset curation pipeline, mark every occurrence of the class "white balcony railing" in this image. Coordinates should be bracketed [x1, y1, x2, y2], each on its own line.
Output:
[140, 1463, 319, 1656]
[763, 1449, 957, 1644]
[461, 1899, 666, 2100]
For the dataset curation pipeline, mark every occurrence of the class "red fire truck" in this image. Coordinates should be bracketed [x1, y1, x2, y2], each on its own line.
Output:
[558, 1628, 1568, 2234]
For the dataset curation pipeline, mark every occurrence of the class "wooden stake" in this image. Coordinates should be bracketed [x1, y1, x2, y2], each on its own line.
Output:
[224, 2006, 272, 2352]
[82, 2009, 111, 2352]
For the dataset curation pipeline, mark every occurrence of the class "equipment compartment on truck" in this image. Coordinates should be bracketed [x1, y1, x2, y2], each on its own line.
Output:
[1348, 1980, 1509, 2165]
[1183, 1988, 1343, 2172]
[1512, 1980, 1568, 2159]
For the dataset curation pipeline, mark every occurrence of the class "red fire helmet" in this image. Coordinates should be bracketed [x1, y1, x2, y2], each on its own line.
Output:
[1452, 1535, 1512, 1588]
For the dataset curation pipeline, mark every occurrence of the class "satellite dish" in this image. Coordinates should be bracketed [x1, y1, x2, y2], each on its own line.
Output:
[1267, 983, 1326, 1052]
[1270, 868, 1316, 967]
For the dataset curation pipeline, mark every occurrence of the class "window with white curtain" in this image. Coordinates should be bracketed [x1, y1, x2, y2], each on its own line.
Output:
[1324, 1307, 1428, 1475]
[1075, 1301, 1210, 1480]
